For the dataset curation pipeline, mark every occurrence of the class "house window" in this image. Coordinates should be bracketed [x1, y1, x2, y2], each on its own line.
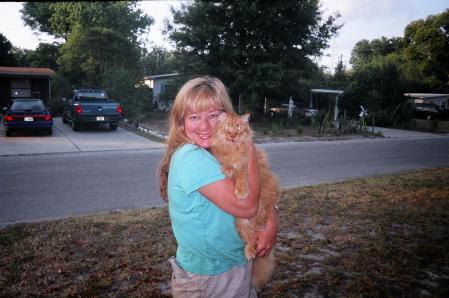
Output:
[11, 79, 31, 98]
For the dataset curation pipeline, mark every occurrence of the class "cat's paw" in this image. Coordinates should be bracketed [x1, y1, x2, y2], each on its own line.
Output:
[235, 188, 249, 200]
[245, 245, 257, 260]
[222, 166, 233, 178]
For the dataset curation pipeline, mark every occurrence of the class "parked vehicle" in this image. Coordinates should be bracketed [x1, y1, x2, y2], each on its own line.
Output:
[62, 89, 122, 131]
[296, 103, 319, 118]
[269, 104, 293, 117]
[414, 103, 440, 120]
[2, 98, 53, 136]
[411, 102, 449, 121]
[269, 103, 318, 118]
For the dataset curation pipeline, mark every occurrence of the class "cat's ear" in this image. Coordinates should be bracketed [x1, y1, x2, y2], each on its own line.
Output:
[217, 112, 227, 123]
[242, 113, 251, 122]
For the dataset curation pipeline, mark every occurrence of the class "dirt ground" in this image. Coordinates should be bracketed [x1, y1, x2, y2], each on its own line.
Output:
[137, 110, 381, 143]
[1, 168, 448, 297]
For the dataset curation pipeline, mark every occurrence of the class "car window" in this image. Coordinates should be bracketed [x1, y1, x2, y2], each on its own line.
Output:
[11, 100, 45, 111]
[76, 91, 107, 101]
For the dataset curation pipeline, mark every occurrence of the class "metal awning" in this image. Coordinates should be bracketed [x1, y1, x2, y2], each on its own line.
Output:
[144, 73, 179, 80]
[404, 93, 449, 99]
[311, 89, 344, 95]
[0, 67, 54, 78]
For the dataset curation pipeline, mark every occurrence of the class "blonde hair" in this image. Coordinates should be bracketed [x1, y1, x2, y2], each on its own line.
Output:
[159, 76, 235, 201]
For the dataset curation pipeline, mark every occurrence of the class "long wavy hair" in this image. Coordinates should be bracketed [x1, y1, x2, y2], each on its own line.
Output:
[158, 76, 235, 201]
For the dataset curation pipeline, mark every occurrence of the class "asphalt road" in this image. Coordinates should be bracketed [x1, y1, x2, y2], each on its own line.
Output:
[1, 119, 448, 227]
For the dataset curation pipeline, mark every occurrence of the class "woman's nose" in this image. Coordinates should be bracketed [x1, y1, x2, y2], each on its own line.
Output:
[199, 117, 211, 130]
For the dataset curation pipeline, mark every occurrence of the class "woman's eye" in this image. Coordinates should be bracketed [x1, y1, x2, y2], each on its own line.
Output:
[189, 115, 199, 120]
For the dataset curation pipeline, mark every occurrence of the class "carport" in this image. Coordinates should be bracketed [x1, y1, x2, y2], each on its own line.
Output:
[310, 89, 344, 127]
[404, 93, 449, 109]
[0, 66, 55, 108]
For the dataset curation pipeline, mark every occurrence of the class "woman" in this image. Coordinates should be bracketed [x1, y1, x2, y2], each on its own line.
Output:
[159, 76, 278, 297]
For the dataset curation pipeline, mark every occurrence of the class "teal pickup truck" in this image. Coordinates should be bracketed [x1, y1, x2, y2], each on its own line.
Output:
[62, 89, 122, 131]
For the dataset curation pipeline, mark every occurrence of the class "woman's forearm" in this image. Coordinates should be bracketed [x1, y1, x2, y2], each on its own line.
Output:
[199, 143, 261, 218]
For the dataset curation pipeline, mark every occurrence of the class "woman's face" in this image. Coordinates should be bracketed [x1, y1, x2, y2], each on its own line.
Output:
[183, 107, 222, 148]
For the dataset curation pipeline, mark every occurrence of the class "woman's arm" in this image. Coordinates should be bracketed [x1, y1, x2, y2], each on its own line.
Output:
[256, 206, 279, 256]
[199, 143, 260, 218]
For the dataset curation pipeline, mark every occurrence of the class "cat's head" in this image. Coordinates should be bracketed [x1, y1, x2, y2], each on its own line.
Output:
[213, 112, 252, 144]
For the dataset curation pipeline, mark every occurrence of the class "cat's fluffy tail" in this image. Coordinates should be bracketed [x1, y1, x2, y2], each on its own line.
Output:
[251, 249, 275, 289]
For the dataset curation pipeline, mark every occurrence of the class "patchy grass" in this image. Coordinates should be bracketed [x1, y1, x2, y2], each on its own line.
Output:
[1, 168, 449, 297]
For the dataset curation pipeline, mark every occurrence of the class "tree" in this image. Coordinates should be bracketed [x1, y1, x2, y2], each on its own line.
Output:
[21, 1, 153, 42]
[343, 54, 406, 125]
[403, 9, 449, 88]
[21, 2, 154, 84]
[341, 9, 449, 128]
[26, 43, 60, 69]
[0, 33, 17, 66]
[331, 56, 348, 89]
[58, 26, 142, 87]
[166, 0, 341, 113]
[143, 46, 178, 75]
[21, 1, 155, 122]
[9, 47, 31, 67]
[350, 37, 403, 68]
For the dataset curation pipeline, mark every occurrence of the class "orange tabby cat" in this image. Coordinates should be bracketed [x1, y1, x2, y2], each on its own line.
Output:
[211, 112, 280, 289]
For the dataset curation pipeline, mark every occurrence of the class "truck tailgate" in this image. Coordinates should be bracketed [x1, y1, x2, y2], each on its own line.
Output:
[78, 102, 118, 115]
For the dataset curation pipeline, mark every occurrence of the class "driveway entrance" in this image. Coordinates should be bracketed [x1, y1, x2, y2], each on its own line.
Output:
[0, 117, 165, 156]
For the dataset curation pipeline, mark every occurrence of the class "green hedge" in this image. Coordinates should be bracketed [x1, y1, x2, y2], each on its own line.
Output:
[411, 119, 449, 132]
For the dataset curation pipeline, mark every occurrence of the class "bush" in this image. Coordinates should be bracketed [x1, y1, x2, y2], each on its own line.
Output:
[270, 120, 285, 135]
[102, 68, 153, 125]
[393, 102, 414, 128]
[48, 97, 64, 117]
[372, 110, 394, 127]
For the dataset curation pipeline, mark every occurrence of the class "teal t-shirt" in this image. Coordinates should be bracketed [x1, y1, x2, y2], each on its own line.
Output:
[168, 144, 246, 275]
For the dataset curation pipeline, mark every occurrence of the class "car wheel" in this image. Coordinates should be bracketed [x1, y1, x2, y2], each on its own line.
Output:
[71, 119, 80, 131]
[109, 123, 118, 130]
[47, 128, 53, 135]
[5, 129, 11, 137]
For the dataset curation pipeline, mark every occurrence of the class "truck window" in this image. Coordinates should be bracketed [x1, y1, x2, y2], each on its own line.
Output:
[76, 91, 108, 101]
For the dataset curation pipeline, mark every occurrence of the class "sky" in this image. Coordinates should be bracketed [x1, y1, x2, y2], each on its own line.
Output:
[0, 1, 448, 72]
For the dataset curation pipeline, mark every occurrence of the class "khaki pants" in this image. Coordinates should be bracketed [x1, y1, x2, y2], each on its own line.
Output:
[169, 257, 257, 298]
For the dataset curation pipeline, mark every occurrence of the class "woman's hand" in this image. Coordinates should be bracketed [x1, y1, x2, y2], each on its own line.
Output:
[256, 207, 279, 257]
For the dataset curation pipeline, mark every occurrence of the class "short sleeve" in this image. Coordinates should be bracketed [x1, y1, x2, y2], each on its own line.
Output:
[175, 145, 225, 195]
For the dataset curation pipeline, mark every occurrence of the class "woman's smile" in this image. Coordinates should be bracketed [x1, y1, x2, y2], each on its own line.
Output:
[183, 108, 221, 148]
